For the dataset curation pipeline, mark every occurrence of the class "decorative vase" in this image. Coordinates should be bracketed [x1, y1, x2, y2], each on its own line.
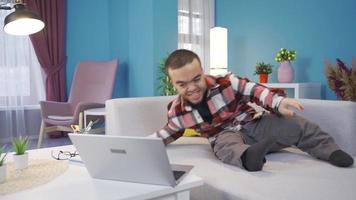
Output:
[259, 74, 268, 83]
[0, 164, 6, 183]
[13, 152, 28, 170]
[278, 61, 294, 83]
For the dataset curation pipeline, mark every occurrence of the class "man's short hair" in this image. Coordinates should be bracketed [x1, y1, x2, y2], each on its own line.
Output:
[165, 49, 201, 72]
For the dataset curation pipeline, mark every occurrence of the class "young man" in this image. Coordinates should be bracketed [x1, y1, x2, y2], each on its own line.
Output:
[153, 49, 353, 171]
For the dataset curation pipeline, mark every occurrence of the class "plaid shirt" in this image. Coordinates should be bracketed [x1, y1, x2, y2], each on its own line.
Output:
[155, 73, 285, 145]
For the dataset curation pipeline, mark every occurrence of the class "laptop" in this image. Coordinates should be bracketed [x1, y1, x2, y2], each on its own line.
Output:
[68, 133, 193, 187]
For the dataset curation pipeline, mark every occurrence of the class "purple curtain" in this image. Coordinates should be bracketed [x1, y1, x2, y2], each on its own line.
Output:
[26, 0, 66, 102]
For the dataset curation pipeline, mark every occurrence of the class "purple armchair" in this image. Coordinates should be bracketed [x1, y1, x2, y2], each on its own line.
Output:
[37, 59, 118, 148]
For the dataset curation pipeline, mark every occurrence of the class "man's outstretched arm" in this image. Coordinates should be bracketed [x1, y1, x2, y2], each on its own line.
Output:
[277, 97, 304, 117]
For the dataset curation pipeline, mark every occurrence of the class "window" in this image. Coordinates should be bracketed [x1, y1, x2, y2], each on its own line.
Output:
[178, 0, 214, 74]
[0, 10, 45, 108]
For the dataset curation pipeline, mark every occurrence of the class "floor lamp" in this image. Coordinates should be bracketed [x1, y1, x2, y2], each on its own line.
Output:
[210, 27, 228, 75]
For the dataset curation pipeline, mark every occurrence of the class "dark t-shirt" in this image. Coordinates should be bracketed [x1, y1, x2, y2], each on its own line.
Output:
[190, 92, 213, 124]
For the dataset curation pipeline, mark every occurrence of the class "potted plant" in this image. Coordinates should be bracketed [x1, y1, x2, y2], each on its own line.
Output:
[157, 55, 176, 96]
[12, 136, 29, 170]
[275, 48, 297, 83]
[325, 58, 356, 101]
[254, 62, 273, 83]
[0, 145, 7, 183]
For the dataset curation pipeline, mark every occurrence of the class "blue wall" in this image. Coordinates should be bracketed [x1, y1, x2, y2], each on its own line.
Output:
[109, 0, 129, 97]
[216, 0, 356, 99]
[66, 0, 177, 98]
[153, 0, 179, 95]
[127, 0, 155, 97]
[66, 0, 111, 95]
[67, 0, 356, 99]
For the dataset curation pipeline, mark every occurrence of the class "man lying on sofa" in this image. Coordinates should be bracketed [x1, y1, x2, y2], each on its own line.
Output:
[151, 49, 353, 172]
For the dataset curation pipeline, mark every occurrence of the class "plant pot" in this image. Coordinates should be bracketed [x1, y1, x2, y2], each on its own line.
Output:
[13, 152, 28, 170]
[259, 74, 269, 83]
[0, 164, 6, 183]
[278, 61, 294, 83]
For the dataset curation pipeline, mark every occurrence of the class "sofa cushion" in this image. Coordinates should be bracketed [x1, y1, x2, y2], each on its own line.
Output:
[169, 137, 356, 200]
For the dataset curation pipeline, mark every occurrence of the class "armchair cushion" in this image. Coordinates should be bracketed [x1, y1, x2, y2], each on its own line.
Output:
[39, 101, 72, 118]
[47, 115, 73, 121]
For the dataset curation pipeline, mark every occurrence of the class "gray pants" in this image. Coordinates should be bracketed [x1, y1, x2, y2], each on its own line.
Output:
[212, 114, 340, 168]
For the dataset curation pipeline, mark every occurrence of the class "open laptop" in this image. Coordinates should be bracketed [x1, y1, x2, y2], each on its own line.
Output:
[68, 133, 193, 187]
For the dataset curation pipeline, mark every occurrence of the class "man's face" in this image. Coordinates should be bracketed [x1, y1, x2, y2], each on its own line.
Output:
[168, 58, 207, 104]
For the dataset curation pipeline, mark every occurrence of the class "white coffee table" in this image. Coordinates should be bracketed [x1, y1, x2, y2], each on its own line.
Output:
[2, 146, 203, 200]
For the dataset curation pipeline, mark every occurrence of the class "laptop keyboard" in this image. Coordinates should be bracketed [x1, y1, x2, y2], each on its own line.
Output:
[173, 170, 185, 181]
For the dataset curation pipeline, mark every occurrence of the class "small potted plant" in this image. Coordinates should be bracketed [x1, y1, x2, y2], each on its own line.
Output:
[12, 136, 29, 170]
[275, 48, 297, 83]
[254, 62, 273, 83]
[0, 145, 7, 183]
[275, 48, 296, 63]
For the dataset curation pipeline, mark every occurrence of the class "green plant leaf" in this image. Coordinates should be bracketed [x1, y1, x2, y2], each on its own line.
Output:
[156, 54, 177, 96]
[254, 61, 273, 75]
[11, 136, 28, 155]
[0, 145, 8, 166]
[275, 48, 297, 63]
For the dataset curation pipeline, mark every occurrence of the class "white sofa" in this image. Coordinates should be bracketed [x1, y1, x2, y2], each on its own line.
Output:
[106, 96, 356, 200]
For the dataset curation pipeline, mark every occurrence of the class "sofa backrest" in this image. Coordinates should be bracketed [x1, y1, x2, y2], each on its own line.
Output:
[105, 96, 356, 156]
[105, 96, 176, 137]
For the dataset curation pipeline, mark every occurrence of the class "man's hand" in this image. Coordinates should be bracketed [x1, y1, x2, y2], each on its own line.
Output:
[278, 98, 304, 117]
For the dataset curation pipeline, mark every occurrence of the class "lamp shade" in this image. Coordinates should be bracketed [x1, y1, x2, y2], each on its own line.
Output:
[210, 27, 228, 75]
[4, 4, 44, 36]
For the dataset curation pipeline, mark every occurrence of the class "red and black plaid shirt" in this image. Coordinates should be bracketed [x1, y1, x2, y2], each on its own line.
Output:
[155, 73, 285, 145]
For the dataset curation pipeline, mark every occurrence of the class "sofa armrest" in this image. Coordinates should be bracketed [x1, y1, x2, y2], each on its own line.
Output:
[105, 96, 176, 137]
[296, 99, 356, 156]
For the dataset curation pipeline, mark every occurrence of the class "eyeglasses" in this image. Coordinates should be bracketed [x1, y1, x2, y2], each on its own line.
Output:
[51, 150, 79, 160]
